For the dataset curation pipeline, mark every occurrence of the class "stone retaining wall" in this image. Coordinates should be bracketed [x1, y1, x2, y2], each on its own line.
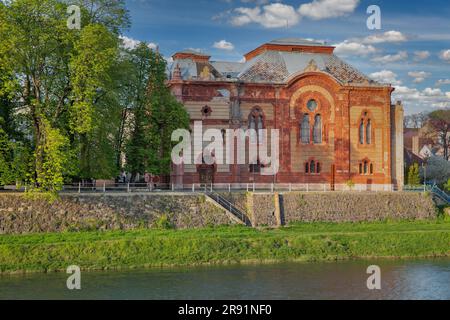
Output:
[0, 193, 235, 235]
[0, 192, 438, 234]
[243, 192, 437, 227]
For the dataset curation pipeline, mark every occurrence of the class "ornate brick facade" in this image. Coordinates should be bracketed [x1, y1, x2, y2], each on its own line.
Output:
[168, 39, 404, 190]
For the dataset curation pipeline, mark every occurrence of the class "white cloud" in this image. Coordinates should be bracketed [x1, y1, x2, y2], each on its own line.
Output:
[362, 30, 408, 44]
[231, 3, 301, 28]
[371, 51, 408, 64]
[299, 0, 360, 20]
[408, 71, 431, 84]
[213, 40, 235, 51]
[369, 70, 402, 85]
[120, 36, 158, 51]
[446, 92, 450, 99]
[334, 41, 377, 57]
[436, 79, 450, 86]
[393, 85, 450, 110]
[440, 49, 450, 62]
[423, 87, 443, 96]
[413, 51, 430, 61]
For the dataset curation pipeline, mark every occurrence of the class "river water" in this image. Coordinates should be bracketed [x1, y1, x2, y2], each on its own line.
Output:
[0, 259, 449, 300]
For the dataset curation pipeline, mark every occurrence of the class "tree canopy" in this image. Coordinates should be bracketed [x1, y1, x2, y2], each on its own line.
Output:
[0, 0, 190, 195]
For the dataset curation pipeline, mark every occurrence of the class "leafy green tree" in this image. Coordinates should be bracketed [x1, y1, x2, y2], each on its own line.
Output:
[126, 49, 189, 180]
[407, 163, 421, 186]
[0, 0, 129, 193]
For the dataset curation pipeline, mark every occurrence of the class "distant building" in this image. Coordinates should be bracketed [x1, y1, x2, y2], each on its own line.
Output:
[167, 38, 404, 190]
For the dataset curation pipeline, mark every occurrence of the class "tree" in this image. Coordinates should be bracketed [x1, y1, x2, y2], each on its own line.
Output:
[404, 112, 429, 129]
[126, 49, 189, 180]
[427, 110, 450, 160]
[420, 156, 450, 186]
[407, 163, 421, 186]
[0, 0, 129, 194]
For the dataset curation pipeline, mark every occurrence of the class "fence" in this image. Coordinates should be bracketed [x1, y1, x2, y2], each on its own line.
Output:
[55, 182, 396, 193]
[1, 182, 399, 194]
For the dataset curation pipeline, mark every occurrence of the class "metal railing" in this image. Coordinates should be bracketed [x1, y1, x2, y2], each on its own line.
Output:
[204, 190, 252, 226]
[1, 182, 398, 194]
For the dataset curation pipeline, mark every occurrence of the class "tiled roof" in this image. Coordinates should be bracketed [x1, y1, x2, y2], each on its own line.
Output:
[169, 39, 387, 87]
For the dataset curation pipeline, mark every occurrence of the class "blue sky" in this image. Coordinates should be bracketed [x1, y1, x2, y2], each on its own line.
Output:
[123, 0, 450, 114]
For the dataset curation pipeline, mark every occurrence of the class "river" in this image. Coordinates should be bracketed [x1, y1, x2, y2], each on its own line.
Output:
[0, 259, 449, 300]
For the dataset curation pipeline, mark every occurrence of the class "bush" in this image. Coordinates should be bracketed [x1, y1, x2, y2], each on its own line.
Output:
[154, 214, 174, 230]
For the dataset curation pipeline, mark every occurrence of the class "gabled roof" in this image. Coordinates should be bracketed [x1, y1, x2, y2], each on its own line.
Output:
[168, 38, 388, 87]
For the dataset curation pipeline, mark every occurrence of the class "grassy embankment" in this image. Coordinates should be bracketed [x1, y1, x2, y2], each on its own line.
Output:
[0, 219, 449, 274]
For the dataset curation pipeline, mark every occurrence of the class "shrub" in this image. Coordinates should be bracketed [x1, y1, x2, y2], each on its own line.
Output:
[154, 214, 174, 230]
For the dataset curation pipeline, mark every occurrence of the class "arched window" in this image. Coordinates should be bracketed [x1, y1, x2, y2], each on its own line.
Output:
[359, 120, 365, 145]
[359, 160, 374, 175]
[257, 115, 264, 143]
[359, 112, 373, 145]
[310, 161, 316, 174]
[249, 108, 264, 145]
[313, 114, 322, 144]
[317, 162, 321, 174]
[364, 161, 369, 174]
[366, 120, 372, 144]
[305, 162, 309, 174]
[301, 114, 310, 144]
[249, 115, 257, 144]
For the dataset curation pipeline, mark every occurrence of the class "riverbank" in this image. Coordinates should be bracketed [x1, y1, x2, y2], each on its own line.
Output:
[1, 220, 449, 274]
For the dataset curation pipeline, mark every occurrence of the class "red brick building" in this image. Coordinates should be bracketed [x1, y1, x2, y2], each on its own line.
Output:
[168, 39, 404, 191]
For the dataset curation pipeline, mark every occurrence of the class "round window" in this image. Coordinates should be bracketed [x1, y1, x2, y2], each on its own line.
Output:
[307, 99, 318, 112]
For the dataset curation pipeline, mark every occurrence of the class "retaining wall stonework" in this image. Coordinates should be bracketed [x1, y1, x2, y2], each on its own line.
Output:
[0, 193, 235, 235]
[0, 192, 438, 234]
[244, 192, 437, 227]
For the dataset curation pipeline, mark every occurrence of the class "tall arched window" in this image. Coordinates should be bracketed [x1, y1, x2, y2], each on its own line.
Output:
[301, 114, 310, 144]
[310, 160, 316, 174]
[313, 114, 322, 144]
[366, 120, 372, 145]
[257, 115, 264, 143]
[359, 112, 373, 145]
[249, 115, 256, 144]
[249, 108, 264, 145]
[359, 120, 365, 145]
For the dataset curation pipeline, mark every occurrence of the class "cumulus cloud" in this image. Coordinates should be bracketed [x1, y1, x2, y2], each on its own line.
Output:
[231, 3, 301, 28]
[440, 49, 450, 62]
[394, 85, 450, 110]
[362, 30, 408, 44]
[299, 0, 360, 20]
[120, 36, 158, 50]
[369, 70, 402, 85]
[408, 71, 431, 84]
[436, 79, 450, 86]
[213, 40, 235, 51]
[371, 51, 408, 64]
[228, 0, 360, 29]
[413, 51, 430, 61]
[334, 41, 377, 57]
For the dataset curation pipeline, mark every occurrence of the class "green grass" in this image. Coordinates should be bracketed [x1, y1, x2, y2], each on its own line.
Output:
[0, 220, 449, 274]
